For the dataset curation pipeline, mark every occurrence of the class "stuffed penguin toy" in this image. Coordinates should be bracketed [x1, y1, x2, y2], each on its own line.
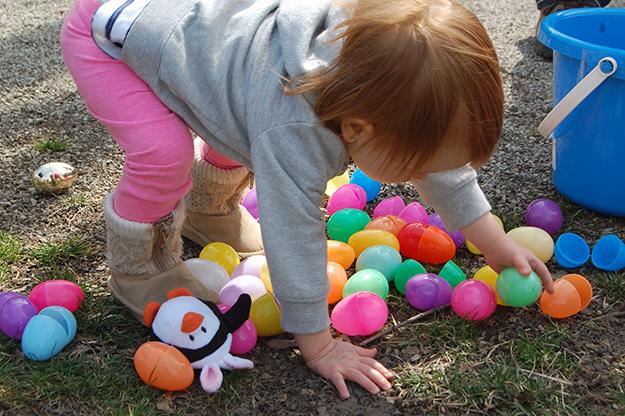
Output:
[143, 288, 254, 393]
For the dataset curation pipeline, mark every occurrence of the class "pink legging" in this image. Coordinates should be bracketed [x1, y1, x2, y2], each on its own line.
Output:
[60, 0, 240, 223]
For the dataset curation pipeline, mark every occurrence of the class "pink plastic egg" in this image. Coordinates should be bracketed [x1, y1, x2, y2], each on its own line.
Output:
[29, 280, 84, 313]
[373, 196, 405, 218]
[230, 255, 266, 279]
[398, 202, 428, 224]
[330, 292, 388, 336]
[218, 304, 257, 355]
[451, 280, 496, 321]
[242, 187, 259, 220]
[326, 184, 367, 216]
[219, 275, 267, 306]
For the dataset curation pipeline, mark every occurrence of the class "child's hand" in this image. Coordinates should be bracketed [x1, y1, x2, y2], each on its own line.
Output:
[461, 213, 554, 293]
[294, 329, 393, 399]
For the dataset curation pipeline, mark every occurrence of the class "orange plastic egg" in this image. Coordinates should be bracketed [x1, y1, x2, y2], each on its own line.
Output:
[348, 230, 400, 257]
[365, 215, 407, 236]
[398, 223, 455, 265]
[327, 240, 356, 270]
[540, 274, 592, 319]
[327, 261, 348, 304]
[134, 342, 193, 391]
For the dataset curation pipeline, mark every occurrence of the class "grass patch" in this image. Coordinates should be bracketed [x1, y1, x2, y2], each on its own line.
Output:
[58, 193, 88, 210]
[0, 232, 25, 282]
[30, 236, 90, 266]
[590, 271, 625, 302]
[511, 326, 576, 376]
[34, 137, 66, 152]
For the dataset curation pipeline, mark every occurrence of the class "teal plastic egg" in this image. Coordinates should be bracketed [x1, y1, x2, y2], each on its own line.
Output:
[21, 306, 77, 361]
[355, 245, 402, 281]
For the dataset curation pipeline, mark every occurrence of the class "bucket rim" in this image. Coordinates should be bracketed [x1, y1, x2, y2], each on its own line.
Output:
[538, 8, 625, 79]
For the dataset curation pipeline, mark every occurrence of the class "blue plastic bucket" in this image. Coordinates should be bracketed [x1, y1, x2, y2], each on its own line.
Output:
[538, 9, 625, 217]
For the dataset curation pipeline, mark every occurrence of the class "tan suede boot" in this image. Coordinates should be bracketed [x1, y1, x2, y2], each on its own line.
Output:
[182, 140, 263, 258]
[104, 194, 219, 323]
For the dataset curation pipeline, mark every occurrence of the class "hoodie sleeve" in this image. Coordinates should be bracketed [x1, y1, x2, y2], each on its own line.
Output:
[250, 123, 348, 334]
[411, 165, 491, 231]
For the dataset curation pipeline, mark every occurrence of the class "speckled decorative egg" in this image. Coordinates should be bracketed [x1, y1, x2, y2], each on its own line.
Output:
[32, 162, 77, 193]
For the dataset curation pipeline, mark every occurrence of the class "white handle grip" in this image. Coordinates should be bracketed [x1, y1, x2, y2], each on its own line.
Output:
[539, 57, 618, 138]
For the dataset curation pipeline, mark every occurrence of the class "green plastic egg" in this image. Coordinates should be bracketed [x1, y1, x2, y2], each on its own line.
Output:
[496, 267, 542, 307]
[327, 209, 371, 243]
[391, 260, 427, 294]
[343, 269, 389, 299]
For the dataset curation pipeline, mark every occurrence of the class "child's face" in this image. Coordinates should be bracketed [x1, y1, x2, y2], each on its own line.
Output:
[340, 118, 473, 183]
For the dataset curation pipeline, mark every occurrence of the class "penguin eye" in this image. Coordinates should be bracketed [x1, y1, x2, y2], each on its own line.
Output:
[201, 326, 207, 333]
[188, 334, 195, 341]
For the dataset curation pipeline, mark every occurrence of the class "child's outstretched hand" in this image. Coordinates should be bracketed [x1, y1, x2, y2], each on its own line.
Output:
[462, 213, 555, 293]
[295, 329, 393, 399]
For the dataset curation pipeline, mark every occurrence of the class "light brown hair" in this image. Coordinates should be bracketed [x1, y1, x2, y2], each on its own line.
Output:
[286, 0, 504, 170]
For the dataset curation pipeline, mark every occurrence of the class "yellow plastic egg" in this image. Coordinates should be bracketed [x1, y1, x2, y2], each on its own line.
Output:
[474, 265, 506, 305]
[325, 170, 350, 196]
[259, 263, 273, 293]
[466, 214, 504, 255]
[249, 293, 283, 337]
[348, 230, 400, 257]
[199, 242, 240, 275]
[506, 226, 554, 263]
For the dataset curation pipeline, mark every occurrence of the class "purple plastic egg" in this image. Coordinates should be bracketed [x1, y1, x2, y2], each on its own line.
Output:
[0, 294, 38, 340]
[373, 196, 406, 218]
[427, 213, 465, 248]
[451, 280, 496, 321]
[218, 304, 257, 355]
[404, 273, 452, 311]
[326, 184, 367, 216]
[398, 202, 428, 225]
[524, 198, 563, 235]
[242, 187, 259, 220]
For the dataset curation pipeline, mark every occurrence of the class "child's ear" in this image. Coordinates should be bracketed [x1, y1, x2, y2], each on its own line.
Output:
[340, 118, 374, 143]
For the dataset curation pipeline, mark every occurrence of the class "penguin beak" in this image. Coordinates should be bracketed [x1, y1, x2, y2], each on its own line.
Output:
[181, 311, 203, 333]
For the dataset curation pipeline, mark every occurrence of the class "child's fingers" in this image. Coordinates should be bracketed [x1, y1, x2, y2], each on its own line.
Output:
[360, 356, 394, 379]
[513, 254, 532, 276]
[357, 363, 392, 390]
[530, 258, 554, 293]
[344, 368, 380, 395]
[330, 373, 350, 399]
[353, 345, 377, 357]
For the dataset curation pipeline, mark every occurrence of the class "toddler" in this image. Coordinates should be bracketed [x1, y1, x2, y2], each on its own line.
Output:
[61, 0, 554, 399]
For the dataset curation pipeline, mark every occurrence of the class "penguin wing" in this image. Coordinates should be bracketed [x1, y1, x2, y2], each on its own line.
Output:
[221, 294, 252, 333]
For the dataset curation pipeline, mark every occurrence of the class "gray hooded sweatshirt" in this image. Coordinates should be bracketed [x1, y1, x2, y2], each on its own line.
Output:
[108, 0, 491, 333]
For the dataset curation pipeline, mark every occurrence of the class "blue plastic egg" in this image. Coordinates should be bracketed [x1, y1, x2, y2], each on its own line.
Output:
[355, 245, 402, 281]
[349, 169, 382, 202]
[21, 306, 77, 361]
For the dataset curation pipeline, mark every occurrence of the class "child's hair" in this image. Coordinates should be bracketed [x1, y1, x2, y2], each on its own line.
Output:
[287, 0, 504, 171]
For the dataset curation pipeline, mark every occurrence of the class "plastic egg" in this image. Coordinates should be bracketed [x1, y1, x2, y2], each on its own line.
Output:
[327, 208, 371, 243]
[496, 268, 542, 307]
[540, 274, 592, 319]
[327, 240, 356, 269]
[134, 341, 194, 391]
[451, 280, 497, 320]
[391, 259, 427, 294]
[326, 184, 367, 215]
[365, 215, 407, 236]
[249, 293, 283, 337]
[327, 262, 348, 304]
[397, 223, 456, 265]
[230, 255, 267, 279]
[29, 279, 84, 313]
[325, 170, 350, 196]
[343, 269, 389, 299]
[398, 202, 428, 225]
[466, 214, 504, 255]
[218, 304, 257, 354]
[405, 274, 452, 311]
[349, 169, 382, 202]
[0, 294, 38, 340]
[373, 196, 405, 218]
[355, 245, 402, 281]
[348, 229, 399, 257]
[21, 306, 77, 361]
[242, 187, 259, 220]
[438, 260, 467, 288]
[184, 258, 230, 293]
[199, 242, 240, 275]
[524, 198, 563, 235]
[331, 292, 388, 336]
[258, 263, 273, 293]
[473, 265, 505, 305]
[219, 275, 267, 306]
[591, 235, 625, 272]
[506, 227, 554, 263]
[427, 213, 465, 248]
[32, 162, 77, 193]
[554, 233, 589, 269]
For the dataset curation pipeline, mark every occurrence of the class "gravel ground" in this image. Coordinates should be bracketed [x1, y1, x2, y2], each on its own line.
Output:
[1, 0, 625, 415]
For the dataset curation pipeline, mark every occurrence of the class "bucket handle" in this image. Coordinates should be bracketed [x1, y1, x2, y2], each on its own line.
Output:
[539, 57, 618, 138]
